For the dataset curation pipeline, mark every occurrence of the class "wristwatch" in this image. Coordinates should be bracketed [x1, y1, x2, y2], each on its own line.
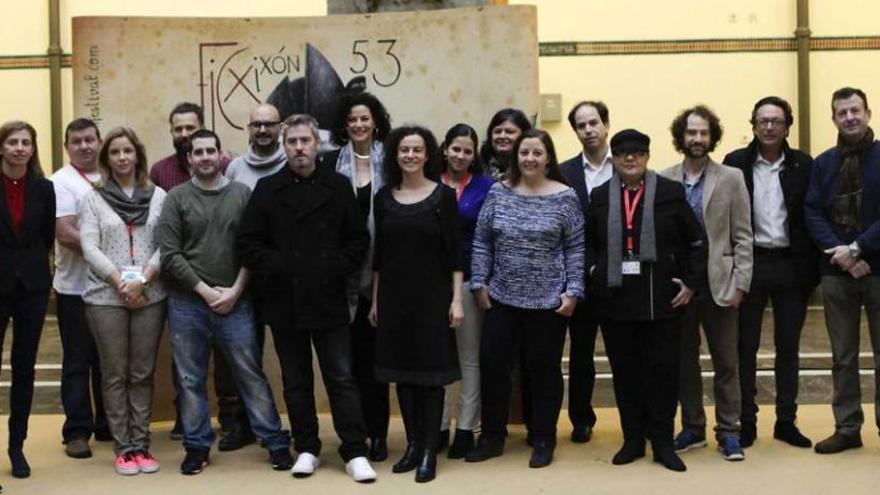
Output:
[849, 241, 862, 259]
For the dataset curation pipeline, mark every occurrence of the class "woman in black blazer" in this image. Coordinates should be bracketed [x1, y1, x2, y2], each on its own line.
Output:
[0, 121, 56, 479]
[585, 129, 704, 473]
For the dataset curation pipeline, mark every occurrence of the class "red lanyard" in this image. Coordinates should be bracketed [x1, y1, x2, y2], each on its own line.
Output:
[125, 224, 135, 264]
[72, 165, 99, 189]
[441, 171, 472, 201]
[623, 183, 645, 253]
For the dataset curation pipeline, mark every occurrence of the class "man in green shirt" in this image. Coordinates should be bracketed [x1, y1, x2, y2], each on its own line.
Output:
[157, 129, 291, 475]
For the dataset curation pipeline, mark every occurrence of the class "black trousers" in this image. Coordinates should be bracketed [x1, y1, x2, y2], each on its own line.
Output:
[567, 299, 600, 429]
[270, 323, 368, 461]
[397, 383, 444, 450]
[602, 317, 681, 448]
[350, 297, 390, 439]
[738, 250, 809, 425]
[56, 293, 108, 442]
[0, 285, 49, 447]
[480, 301, 567, 443]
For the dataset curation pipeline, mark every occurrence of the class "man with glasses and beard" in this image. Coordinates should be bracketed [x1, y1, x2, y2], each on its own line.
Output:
[148, 102, 242, 448]
[660, 105, 753, 462]
[723, 97, 817, 449]
[225, 104, 286, 191]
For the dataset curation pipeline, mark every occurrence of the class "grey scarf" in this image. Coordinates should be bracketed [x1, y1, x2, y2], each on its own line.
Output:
[607, 171, 657, 288]
[336, 141, 385, 320]
[97, 176, 154, 225]
[241, 142, 286, 169]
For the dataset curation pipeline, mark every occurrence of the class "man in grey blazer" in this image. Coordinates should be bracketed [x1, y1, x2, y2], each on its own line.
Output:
[660, 105, 753, 462]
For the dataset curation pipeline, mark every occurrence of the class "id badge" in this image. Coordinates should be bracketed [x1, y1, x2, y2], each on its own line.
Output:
[621, 255, 641, 276]
[120, 265, 144, 282]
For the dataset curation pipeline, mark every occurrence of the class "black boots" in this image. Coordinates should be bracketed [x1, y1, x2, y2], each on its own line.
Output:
[612, 440, 646, 465]
[447, 429, 475, 459]
[415, 449, 437, 483]
[368, 437, 388, 462]
[392, 442, 420, 473]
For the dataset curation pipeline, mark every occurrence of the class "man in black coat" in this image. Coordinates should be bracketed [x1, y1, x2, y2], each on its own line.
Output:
[237, 114, 376, 482]
[559, 101, 614, 443]
[722, 96, 818, 449]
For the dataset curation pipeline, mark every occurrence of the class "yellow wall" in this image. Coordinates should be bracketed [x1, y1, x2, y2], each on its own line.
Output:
[511, 0, 880, 165]
[2, 0, 880, 171]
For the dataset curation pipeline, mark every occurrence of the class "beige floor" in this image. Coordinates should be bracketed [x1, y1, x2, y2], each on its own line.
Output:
[2, 405, 878, 495]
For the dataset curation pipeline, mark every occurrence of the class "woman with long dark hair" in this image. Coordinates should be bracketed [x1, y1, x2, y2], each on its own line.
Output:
[480, 108, 532, 181]
[326, 91, 393, 462]
[437, 123, 494, 458]
[80, 127, 167, 475]
[0, 121, 56, 481]
[369, 125, 463, 482]
[467, 128, 584, 468]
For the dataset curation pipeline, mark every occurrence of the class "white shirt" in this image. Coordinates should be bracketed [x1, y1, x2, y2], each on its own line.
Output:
[50, 164, 102, 295]
[582, 148, 614, 195]
[752, 152, 790, 248]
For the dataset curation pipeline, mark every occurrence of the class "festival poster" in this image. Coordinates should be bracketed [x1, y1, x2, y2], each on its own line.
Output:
[72, 6, 539, 158]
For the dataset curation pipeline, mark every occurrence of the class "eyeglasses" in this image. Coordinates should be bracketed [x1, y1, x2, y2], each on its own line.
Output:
[247, 121, 281, 129]
[754, 118, 787, 128]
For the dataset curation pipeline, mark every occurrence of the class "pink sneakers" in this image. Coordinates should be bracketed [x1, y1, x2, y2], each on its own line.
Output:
[115, 453, 139, 475]
[115, 450, 160, 475]
[133, 450, 160, 473]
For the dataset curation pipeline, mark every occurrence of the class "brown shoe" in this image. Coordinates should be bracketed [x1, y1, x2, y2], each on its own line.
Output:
[814, 432, 862, 454]
[64, 437, 92, 459]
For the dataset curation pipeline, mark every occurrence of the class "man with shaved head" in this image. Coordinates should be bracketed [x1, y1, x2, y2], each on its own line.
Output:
[226, 103, 286, 190]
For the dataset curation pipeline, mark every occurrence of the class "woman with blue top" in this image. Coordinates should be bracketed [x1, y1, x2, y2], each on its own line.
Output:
[325, 90, 393, 462]
[369, 125, 464, 483]
[437, 124, 494, 459]
[467, 128, 585, 468]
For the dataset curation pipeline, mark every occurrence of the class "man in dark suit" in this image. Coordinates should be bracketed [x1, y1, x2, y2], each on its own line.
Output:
[559, 101, 614, 443]
[723, 96, 818, 449]
[237, 114, 376, 482]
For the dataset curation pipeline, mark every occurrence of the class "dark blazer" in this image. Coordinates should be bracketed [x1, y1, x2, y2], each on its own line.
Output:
[237, 164, 369, 330]
[805, 140, 880, 274]
[0, 171, 55, 294]
[585, 175, 706, 321]
[560, 154, 591, 214]
[723, 138, 820, 290]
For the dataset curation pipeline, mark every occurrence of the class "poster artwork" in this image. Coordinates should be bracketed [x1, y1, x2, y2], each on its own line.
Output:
[72, 6, 539, 158]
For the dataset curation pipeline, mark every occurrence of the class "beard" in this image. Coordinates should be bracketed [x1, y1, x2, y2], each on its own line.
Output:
[683, 144, 708, 159]
[173, 136, 189, 163]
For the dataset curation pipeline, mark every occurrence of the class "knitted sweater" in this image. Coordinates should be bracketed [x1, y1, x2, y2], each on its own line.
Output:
[470, 183, 585, 309]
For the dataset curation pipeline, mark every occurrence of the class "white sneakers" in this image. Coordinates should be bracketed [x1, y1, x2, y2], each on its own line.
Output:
[345, 456, 377, 483]
[290, 452, 320, 478]
[291, 453, 376, 482]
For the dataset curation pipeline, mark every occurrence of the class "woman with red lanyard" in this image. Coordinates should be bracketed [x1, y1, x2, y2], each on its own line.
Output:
[80, 127, 167, 475]
[437, 123, 494, 458]
[0, 121, 56, 482]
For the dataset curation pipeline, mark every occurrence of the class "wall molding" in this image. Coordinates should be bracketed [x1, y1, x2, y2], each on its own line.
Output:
[0, 54, 72, 70]
[539, 36, 880, 57]
[0, 36, 877, 70]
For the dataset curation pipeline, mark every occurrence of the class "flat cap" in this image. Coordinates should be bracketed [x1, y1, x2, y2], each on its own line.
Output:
[610, 129, 650, 154]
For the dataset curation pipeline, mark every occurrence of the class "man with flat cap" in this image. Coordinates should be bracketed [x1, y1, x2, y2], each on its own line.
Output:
[585, 129, 706, 472]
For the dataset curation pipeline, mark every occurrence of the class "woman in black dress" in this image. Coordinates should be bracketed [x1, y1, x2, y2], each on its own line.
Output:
[369, 125, 463, 483]
[0, 121, 56, 481]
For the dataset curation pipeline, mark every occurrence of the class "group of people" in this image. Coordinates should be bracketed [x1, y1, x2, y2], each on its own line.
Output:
[0, 85, 877, 487]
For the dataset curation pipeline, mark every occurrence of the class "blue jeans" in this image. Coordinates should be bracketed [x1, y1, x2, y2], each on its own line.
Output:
[168, 296, 288, 452]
